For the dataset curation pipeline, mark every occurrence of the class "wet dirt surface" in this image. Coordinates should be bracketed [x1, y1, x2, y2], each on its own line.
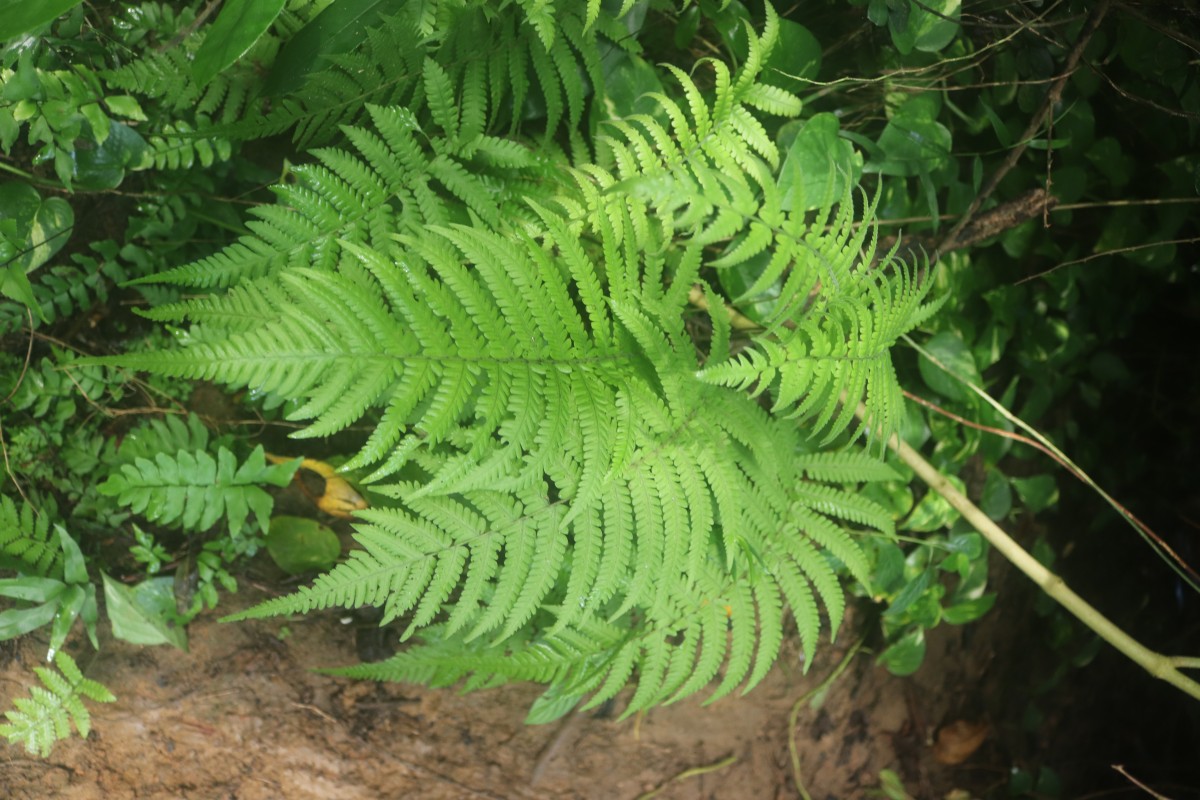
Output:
[0, 581, 986, 800]
[1, 555, 1195, 799]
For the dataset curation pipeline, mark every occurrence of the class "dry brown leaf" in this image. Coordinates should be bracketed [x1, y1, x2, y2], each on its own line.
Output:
[932, 720, 988, 765]
[267, 454, 368, 519]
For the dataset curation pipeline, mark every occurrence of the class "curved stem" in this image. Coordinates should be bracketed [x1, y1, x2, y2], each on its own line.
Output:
[866, 403, 1200, 701]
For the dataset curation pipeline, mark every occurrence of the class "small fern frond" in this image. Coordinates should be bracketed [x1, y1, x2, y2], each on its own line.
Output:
[0, 496, 62, 576]
[0, 652, 115, 758]
[108, 413, 213, 465]
[97, 446, 299, 539]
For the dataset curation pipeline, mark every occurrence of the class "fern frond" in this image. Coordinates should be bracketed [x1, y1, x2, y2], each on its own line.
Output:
[97, 446, 298, 539]
[0, 496, 62, 576]
[99, 6, 934, 714]
[108, 413, 213, 464]
[132, 103, 543, 293]
[0, 652, 115, 758]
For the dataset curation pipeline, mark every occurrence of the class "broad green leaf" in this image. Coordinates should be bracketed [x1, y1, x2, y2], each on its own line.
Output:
[103, 574, 188, 649]
[889, 0, 961, 54]
[192, 0, 288, 88]
[58, 527, 87, 586]
[0, 0, 84, 40]
[48, 583, 85, 652]
[0, 600, 58, 640]
[0, 576, 66, 604]
[877, 627, 926, 676]
[1012, 475, 1059, 514]
[918, 331, 980, 402]
[0, 180, 72, 314]
[871, 113, 952, 178]
[0, 181, 73, 274]
[598, 52, 665, 121]
[903, 475, 965, 532]
[763, 20, 821, 92]
[979, 471, 1012, 520]
[778, 113, 862, 212]
[266, 516, 341, 574]
[265, 0, 410, 96]
[884, 568, 932, 619]
[72, 122, 148, 190]
[942, 594, 996, 624]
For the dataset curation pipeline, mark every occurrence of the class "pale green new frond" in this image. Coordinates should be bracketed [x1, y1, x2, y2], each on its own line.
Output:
[0, 653, 115, 758]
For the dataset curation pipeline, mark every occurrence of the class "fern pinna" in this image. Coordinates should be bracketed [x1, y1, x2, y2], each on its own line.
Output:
[88, 7, 936, 718]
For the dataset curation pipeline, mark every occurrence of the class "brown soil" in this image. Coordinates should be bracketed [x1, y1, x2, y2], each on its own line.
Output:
[8, 536, 1197, 800]
[0, 576, 1019, 800]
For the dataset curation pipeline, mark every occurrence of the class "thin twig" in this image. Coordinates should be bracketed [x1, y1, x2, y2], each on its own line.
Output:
[937, 0, 1112, 257]
[1112, 764, 1175, 800]
[157, 0, 221, 53]
[529, 709, 579, 786]
[636, 753, 739, 800]
[1016, 236, 1200, 284]
[788, 638, 865, 800]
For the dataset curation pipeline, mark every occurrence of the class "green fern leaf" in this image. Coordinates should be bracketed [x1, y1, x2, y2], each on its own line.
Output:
[0, 652, 115, 757]
[97, 446, 298, 538]
[0, 496, 62, 576]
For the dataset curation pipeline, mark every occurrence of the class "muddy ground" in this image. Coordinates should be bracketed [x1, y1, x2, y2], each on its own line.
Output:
[1, 550, 1195, 800]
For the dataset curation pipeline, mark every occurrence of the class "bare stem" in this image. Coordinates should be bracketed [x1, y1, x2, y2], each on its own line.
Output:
[861, 402, 1200, 701]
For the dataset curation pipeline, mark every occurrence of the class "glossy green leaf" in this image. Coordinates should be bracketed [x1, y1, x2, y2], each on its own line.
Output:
[0, 577, 65, 603]
[942, 593, 996, 624]
[103, 574, 188, 649]
[266, 515, 341, 575]
[763, 20, 821, 91]
[904, 475, 965, 532]
[778, 113, 862, 212]
[72, 122, 148, 190]
[872, 114, 953, 178]
[48, 583, 85, 652]
[889, 0, 961, 54]
[0, 601, 58, 640]
[918, 331, 981, 402]
[192, 0, 288, 88]
[598, 52, 665, 121]
[0, 182, 73, 275]
[883, 569, 932, 619]
[265, 0, 409, 96]
[980, 471, 1012, 520]
[1012, 475, 1059, 514]
[877, 627, 926, 676]
[0, 0, 84, 40]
